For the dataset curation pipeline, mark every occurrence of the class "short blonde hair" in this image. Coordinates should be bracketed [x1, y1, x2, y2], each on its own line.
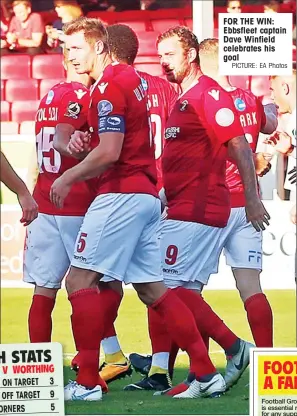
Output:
[63, 16, 107, 47]
[199, 38, 219, 56]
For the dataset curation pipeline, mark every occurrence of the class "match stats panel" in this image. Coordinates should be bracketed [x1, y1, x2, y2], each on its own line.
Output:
[0, 343, 65, 416]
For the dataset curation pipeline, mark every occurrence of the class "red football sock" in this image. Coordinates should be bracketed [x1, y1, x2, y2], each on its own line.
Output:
[244, 293, 273, 347]
[150, 289, 216, 379]
[175, 287, 238, 352]
[103, 324, 117, 339]
[69, 287, 121, 388]
[148, 307, 171, 354]
[28, 295, 55, 342]
[168, 342, 179, 379]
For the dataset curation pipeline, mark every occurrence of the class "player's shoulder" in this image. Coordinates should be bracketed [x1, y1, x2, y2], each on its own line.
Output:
[41, 81, 88, 104]
[101, 63, 137, 85]
[230, 87, 259, 110]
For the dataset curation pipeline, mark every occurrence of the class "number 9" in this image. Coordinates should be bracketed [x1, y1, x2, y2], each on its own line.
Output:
[165, 245, 178, 265]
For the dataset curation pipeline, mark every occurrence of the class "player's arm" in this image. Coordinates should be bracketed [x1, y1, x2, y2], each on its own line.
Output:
[202, 88, 270, 231]
[0, 151, 38, 225]
[50, 82, 126, 208]
[62, 131, 124, 181]
[260, 102, 278, 135]
[53, 88, 90, 159]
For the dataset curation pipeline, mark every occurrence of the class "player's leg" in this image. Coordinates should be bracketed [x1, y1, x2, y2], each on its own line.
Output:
[125, 213, 226, 399]
[225, 207, 273, 347]
[98, 280, 132, 383]
[64, 194, 158, 400]
[156, 220, 251, 395]
[24, 214, 79, 342]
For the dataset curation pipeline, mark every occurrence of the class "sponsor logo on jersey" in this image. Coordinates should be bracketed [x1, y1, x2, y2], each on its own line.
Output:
[74, 89, 87, 99]
[140, 77, 148, 91]
[180, 100, 188, 111]
[107, 116, 121, 126]
[98, 82, 108, 94]
[215, 108, 235, 127]
[208, 89, 220, 101]
[64, 101, 82, 119]
[45, 90, 54, 105]
[165, 127, 180, 139]
[98, 100, 113, 116]
[234, 98, 246, 112]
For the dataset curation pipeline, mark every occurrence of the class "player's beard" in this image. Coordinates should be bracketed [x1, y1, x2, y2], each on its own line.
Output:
[164, 63, 190, 85]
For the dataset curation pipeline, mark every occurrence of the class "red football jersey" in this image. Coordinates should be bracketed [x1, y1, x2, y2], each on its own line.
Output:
[34, 81, 94, 215]
[88, 63, 158, 197]
[162, 75, 244, 227]
[226, 88, 266, 208]
[137, 71, 178, 191]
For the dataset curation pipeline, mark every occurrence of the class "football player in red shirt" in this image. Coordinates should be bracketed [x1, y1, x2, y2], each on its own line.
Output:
[50, 17, 229, 401]
[23, 50, 94, 346]
[63, 23, 178, 388]
[151, 26, 270, 398]
[199, 37, 277, 349]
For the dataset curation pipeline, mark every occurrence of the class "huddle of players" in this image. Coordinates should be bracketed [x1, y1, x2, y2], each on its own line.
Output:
[23, 17, 279, 401]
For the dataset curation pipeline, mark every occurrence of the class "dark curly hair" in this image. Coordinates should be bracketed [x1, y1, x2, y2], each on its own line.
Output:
[106, 24, 139, 65]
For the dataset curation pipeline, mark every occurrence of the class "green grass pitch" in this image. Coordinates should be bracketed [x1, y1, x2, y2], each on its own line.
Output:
[1, 288, 295, 414]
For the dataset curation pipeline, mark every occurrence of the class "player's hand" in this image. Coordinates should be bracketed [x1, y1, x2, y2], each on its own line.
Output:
[290, 204, 296, 225]
[254, 152, 272, 177]
[67, 131, 91, 155]
[245, 197, 270, 232]
[6, 32, 17, 45]
[288, 167, 297, 185]
[50, 176, 71, 209]
[264, 131, 292, 155]
[17, 191, 38, 226]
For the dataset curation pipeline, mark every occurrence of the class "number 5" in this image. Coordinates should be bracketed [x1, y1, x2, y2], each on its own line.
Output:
[77, 232, 88, 253]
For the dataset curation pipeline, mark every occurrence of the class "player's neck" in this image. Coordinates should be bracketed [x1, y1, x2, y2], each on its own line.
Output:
[180, 66, 203, 93]
[287, 96, 296, 114]
[91, 54, 113, 81]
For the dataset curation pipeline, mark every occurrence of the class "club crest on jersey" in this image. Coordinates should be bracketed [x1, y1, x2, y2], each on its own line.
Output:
[180, 100, 188, 111]
[234, 98, 246, 112]
[74, 89, 87, 99]
[98, 100, 113, 116]
[64, 101, 82, 119]
[45, 90, 54, 105]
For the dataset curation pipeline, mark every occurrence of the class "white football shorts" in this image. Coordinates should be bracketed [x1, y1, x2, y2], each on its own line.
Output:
[211, 206, 263, 277]
[71, 193, 163, 285]
[23, 213, 84, 288]
[160, 219, 225, 287]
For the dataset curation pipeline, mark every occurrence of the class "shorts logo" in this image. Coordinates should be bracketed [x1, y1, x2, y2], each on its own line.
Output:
[73, 255, 87, 262]
[165, 127, 180, 139]
[98, 100, 113, 117]
[64, 102, 82, 119]
[107, 116, 121, 126]
[215, 108, 235, 127]
[234, 98, 246, 112]
[45, 90, 54, 105]
[180, 100, 188, 111]
[163, 268, 178, 275]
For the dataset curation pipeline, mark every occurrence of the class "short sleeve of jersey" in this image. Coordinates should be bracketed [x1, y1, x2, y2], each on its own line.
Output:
[201, 88, 244, 144]
[58, 88, 90, 130]
[95, 82, 126, 134]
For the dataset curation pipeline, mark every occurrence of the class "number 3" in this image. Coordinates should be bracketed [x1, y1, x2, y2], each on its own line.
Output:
[165, 245, 178, 265]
